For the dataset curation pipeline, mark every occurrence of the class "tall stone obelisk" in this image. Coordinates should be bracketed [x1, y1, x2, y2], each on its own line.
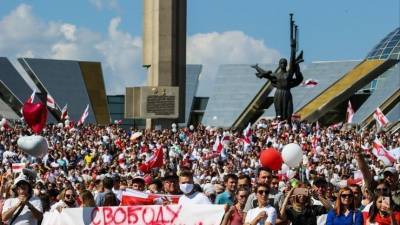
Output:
[143, 0, 186, 128]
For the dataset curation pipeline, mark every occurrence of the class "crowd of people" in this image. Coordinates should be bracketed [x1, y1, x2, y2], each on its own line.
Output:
[0, 118, 399, 225]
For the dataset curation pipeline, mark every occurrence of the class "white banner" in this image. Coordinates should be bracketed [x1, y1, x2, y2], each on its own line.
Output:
[42, 204, 225, 225]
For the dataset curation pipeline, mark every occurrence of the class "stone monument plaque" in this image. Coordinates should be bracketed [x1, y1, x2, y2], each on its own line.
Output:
[125, 86, 179, 119]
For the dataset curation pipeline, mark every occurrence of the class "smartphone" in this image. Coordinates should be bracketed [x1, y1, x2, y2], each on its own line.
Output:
[293, 188, 309, 196]
[382, 196, 390, 209]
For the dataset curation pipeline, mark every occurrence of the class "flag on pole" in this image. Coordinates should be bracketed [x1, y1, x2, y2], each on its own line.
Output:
[302, 79, 318, 87]
[77, 104, 89, 126]
[139, 147, 164, 173]
[12, 163, 26, 173]
[46, 94, 56, 109]
[241, 123, 252, 151]
[346, 100, 354, 123]
[373, 107, 389, 127]
[27, 90, 35, 103]
[61, 104, 68, 120]
[372, 138, 396, 166]
[213, 135, 223, 153]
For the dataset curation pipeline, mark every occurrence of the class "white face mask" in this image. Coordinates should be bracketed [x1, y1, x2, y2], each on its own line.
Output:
[179, 183, 194, 194]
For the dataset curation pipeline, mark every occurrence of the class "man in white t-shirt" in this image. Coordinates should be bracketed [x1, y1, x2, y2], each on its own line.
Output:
[244, 183, 277, 225]
[178, 170, 211, 205]
[2, 174, 43, 225]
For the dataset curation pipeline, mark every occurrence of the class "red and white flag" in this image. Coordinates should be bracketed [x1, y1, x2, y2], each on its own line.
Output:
[302, 79, 318, 87]
[114, 119, 123, 125]
[213, 135, 223, 153]
[12, 163, 26, 173]
[346, 100, 354, 123]
[121, 189, 180, 206]
[46, 94, 56, 109]
[372, 138, 396, 166]
[77, 104, 89, 126]
[242, 123, 252, 144]
[139, 147, 164, 173]
[373, 107, 389, 127]
[241, 123, 252, 151]
[27, 90, 35, 103]
[61, 104, 68, 120]
[329, 122, 343, 130]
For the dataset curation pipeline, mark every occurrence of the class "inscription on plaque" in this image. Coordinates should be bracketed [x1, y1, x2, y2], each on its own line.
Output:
[146, 95, 175, 115]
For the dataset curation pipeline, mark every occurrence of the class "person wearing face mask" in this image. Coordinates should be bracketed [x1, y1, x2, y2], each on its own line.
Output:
[178, 171, 211, 205]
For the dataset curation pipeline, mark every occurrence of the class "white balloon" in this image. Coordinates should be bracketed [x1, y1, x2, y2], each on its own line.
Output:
[171, 123, 177, 128]
[172, 128, 177, 133]
[189, 125, 194, 131]
[17, 135, 48, 157]
[281, 163, 290, 174]
[0, 118, 6, 127]
[282, 143, 303, 168]
[287, 169, 296, 179]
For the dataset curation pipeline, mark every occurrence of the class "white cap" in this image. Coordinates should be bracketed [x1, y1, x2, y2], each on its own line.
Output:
[384, 167, 397, 174]
[14, 174, 30, 186]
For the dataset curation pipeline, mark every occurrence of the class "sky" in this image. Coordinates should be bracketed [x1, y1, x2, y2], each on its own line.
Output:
[0, 0, 398, 96]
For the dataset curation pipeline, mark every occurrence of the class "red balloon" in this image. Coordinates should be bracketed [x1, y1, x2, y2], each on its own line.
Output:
[259, 148, 283, 171]
[22, 101, 48, 134]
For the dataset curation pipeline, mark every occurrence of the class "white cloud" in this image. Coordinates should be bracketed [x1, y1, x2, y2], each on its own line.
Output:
[0, 4, 280, 96]
[187, 31, 281, 95]
[89, 0, 119, 11]
[95, 17, 145, 93]
[0, 4, 146, 94]
[60, 24, 77, 41]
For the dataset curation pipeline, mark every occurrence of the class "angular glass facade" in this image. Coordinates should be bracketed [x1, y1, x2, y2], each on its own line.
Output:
[366, 27, 400, 60]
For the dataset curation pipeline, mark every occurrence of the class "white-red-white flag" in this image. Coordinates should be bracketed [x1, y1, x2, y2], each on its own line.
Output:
[373, 107, 389, 127]
[27, 90, 35, 103]
[121, 189, 180, 206]
[372, 138, 396, 166]
[139, 147, 164, 173]
[77, 104, 89, 126]
[12, 163, 25, 173]
[302, 79, 318, 87]
[46, 94, 56, 109]
[61, 104, 68, 120]
[346, 100, 354, 123]
[213, 135, 223, 153]
[242, 123, 252, 152]
[329, 122, 343, 130]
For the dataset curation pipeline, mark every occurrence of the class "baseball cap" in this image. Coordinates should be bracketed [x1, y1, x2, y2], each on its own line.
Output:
[14, 174, 30, 186]
[383, 167, 397, 175]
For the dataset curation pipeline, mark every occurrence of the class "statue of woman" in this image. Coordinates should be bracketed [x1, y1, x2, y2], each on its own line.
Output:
[252, 58, 303, 121]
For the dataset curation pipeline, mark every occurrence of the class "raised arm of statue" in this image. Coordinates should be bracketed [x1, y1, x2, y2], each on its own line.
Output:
[288, 64, 304, 88]
[251, 64, 274, 80]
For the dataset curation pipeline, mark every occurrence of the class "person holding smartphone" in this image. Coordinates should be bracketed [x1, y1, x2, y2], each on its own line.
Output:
[279, 187, 332, 225]
[1, 174, 43, 225]
[367, 194, 400, 225]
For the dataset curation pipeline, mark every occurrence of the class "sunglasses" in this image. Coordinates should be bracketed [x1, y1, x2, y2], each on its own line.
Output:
[257, 190, 269, 195]
[238, 195, 248, 198]
[340, 194, 353, 199]
[375, 188, 389, 192]
[65, 194, 73, 198]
